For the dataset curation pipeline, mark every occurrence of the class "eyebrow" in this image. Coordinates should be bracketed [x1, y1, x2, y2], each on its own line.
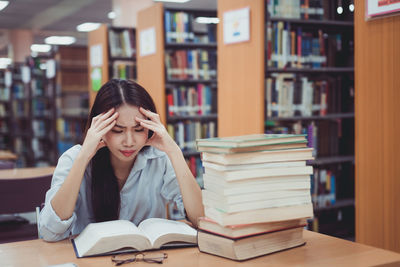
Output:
[114, 124, 142, 129]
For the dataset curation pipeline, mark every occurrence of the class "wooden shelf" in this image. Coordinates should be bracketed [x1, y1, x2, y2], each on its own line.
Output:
[61, 114, 88, 120]
[165, 43, 217, 49]
[267, 113, 355, 122]
[166, 79, 217, 84]
[183, 150, 200, 157]
[308, 156, 355, 165]
[269, 17, 354, 27]
[109, 56, 135, 61]
[314, 199, 355, 212]
[167, 114, 218, 122]
[266, 67, 354, 74]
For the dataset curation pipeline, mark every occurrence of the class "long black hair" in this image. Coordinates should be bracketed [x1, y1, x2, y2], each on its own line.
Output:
[84, 79, 157, 222]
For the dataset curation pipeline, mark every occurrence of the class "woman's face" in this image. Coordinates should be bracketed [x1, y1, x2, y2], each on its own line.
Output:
[103, 104, 149, 164]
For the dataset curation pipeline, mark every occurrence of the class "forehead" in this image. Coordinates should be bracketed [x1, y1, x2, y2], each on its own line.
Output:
[115, 104, 145, 124]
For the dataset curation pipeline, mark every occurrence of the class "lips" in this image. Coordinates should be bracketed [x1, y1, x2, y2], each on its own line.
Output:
[120, 150, 135, 157]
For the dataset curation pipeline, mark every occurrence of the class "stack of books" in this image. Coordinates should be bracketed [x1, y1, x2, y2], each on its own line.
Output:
[195, 134, 315, 260]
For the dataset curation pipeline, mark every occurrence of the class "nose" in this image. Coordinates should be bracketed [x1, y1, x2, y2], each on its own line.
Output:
[123, 130, 134, 147]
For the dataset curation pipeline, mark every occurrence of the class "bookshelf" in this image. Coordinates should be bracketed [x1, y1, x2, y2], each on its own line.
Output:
[0, 62, 58, 167]
[53, 46, 89, 155]
[88, 24, 137, 107]
[218, 0, 355, 239]
[137, 3, 218, 189]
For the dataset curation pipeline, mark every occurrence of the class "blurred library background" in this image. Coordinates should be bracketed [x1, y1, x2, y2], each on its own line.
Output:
[0, 0, 399, 255]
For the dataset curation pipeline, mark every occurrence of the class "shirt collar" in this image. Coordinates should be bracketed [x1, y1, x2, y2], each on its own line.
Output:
[131, 146, 165, 172]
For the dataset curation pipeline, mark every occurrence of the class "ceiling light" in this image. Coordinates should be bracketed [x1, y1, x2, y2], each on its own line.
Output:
[108, 11, 116, 19]
[349, 4, 354, 12]
[337, 6, 343, 14]
[45, 36, 76, 45]
[153, 0, 191, 3]
[195, 17, 219, 24]
[0, 1, 9, 11]
[76, 22, 101, 32]
[31, 44, 52, 53]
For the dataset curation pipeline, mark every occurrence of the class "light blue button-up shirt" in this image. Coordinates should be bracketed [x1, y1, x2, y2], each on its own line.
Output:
[38, 145, 185, 241]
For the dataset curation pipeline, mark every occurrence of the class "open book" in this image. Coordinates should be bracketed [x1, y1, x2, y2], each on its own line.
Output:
[72, 218, 197, 258]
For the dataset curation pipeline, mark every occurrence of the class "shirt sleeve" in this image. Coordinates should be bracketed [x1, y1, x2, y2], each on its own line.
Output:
[160, 156, 186, 219]
[38, 146, 82, 242]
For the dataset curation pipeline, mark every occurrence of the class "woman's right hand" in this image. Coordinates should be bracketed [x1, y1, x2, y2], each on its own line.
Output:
[81, 108, 119, 159]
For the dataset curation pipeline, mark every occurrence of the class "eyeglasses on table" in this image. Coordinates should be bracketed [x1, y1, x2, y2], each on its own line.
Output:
[111, 252, 168, 265]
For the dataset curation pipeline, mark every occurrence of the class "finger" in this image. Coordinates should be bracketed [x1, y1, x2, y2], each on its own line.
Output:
[138, 120, 159, 133]
[139, 107, 160, 122]
[98, 120, 117, 136]
[136, 117, 159, 126]
[94, 108, 115, 125]
[95, 111, 118, 130]
[97, 139, 107, 150]
[97, 112, 119, 130]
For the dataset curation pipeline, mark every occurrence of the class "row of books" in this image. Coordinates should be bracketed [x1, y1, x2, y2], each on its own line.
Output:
[166, 84, 215, 116]
[267, 0, 348, 21]
[267, 22, 335, 69]
[165, 49, 217, 80]
[108, 29, 135, 58]
[184, 155, 203, 187]
[32, 98, 52, 116]
[12, 101, 29, 117]
[0, 87, 10, 100]
[166, 121, 216, 151]
[111, 61, 136, 80]
[0, 104, 6, 117]
[266, 74, 345, 117]
[311, 168, 336, 208]
[56, 118, 84, 142]
[32, 120, 47, 137]
[196, 134, 314, 260]
[164, 10, 217, 44]
[267, 120, 341, 158]
[10, 84, 29, 99]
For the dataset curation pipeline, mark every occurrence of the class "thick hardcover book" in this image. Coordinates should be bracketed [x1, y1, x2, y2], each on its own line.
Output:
[198, 227, 305, 261]
[71, 218, 197, 258]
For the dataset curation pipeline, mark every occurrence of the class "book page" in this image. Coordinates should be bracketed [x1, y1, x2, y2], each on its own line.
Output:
[138, 218, 197, 248]
[74, 220, 150, 257]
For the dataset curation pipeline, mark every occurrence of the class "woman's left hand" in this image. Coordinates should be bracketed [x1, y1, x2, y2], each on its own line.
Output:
[136, 107, 179, 154]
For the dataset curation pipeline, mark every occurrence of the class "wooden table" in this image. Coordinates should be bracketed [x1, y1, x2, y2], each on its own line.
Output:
[0, 150, 17, 161]
[0, 166, 55, 179]
[0, 230, 400, 267]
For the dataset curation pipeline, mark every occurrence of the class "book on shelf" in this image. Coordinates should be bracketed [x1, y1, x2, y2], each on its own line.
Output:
[198, 226, 305, 261]
[71, 218, 197, 258]
[204, 203, 313, 226]
[196, 133, 307, 148]
[198, 217, 307, 239]
[201, 147, 314, 165]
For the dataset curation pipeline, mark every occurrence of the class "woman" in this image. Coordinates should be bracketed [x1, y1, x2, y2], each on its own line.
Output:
[39, 79, 204, 241]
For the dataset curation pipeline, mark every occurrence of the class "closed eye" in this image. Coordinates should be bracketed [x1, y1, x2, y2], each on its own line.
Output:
[135, 128, 145, 132]
[111, 130, 123, 134]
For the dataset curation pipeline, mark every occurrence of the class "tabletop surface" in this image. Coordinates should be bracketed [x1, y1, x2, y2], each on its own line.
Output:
[1, 230, 400, 267]
[0, 150, 17, 160]
[0, 166, 55, 179]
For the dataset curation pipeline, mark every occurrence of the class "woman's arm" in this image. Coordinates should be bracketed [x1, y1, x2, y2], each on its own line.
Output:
[51, 109, 118, 220]
[136, 108, 204, 227]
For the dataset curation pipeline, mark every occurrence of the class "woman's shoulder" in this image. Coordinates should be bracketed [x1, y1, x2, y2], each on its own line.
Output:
[57, 144, 82, 164]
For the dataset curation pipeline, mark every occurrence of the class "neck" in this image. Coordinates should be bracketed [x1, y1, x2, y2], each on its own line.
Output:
[110, 153, 136, 189]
